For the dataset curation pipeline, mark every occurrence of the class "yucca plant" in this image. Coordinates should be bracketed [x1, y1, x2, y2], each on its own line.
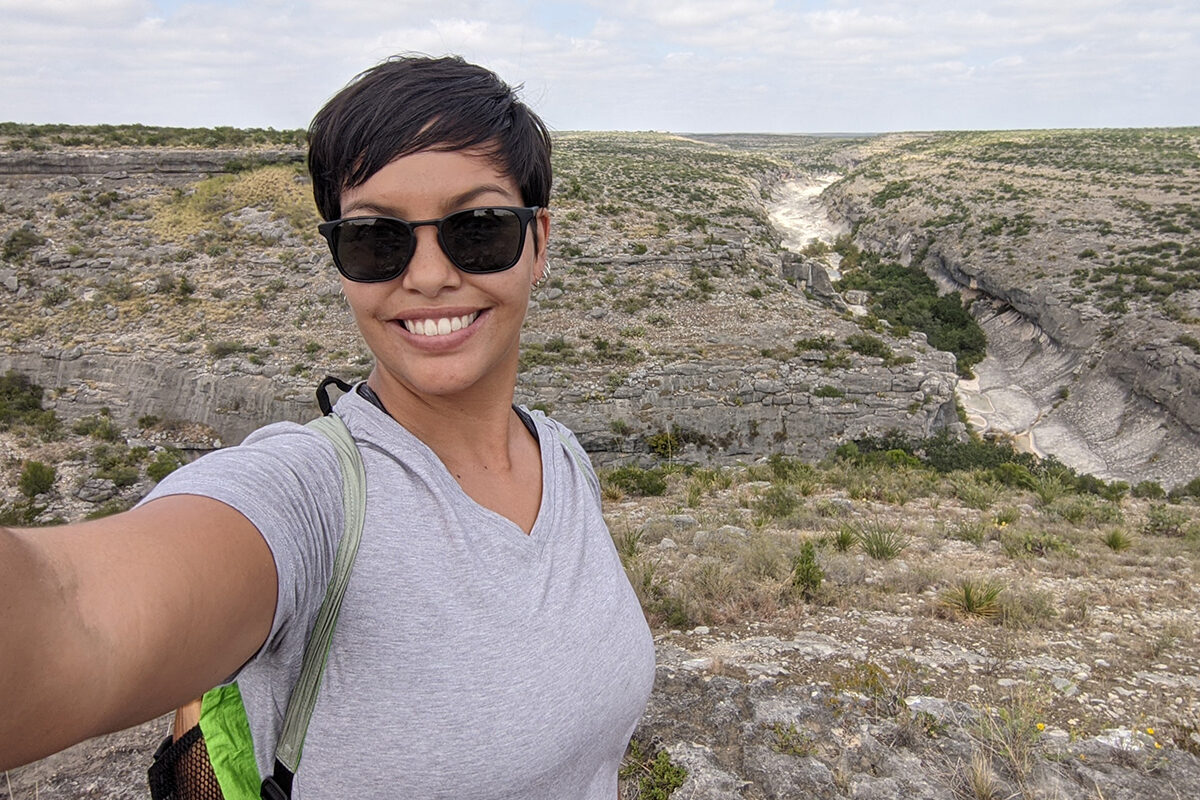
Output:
[854, 520, 908, 561]
[1101, 528, 1133, 552]
[941, 578, 1003, 619]
[829, 525, 857, 552]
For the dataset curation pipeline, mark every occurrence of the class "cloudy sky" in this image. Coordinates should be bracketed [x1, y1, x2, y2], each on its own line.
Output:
[1, 0, 1196, 133]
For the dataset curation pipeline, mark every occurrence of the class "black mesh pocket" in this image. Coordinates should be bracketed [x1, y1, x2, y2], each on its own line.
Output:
[147, 724, 227, 800]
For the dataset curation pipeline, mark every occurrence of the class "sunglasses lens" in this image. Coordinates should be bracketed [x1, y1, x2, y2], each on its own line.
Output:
[334, 218, 412, 281]
[441, 208, 524, 272]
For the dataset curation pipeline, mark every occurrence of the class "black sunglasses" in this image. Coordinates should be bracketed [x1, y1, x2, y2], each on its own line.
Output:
[317, 206, 540, 283]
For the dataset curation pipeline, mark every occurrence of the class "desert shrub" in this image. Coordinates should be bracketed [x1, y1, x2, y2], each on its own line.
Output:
[620, 740, 687, 800]
[646, 430, 680, 460]
[1101, 528, 1133, 551]
[998, 587, 1058, 629]
[853, 520, 908, 560]
[0, 498, 44, 526]
[952, 473, 1000, 511]
[754, 483, 800, 523]
[941, 577, 1002, 619]
[1142, 504, 1191, 537]
[1131, 480, 1166, 499]
[146, 449, 183, 482]
[1047, 494, 1123, 526]
[18, 461, 56, 498]
[2, 226, 45, 261]
[789, 541, 824, 601]
[602, 466, 668, 497]
[206, 340, 254, 359]
[991, 462, 1038, 490]
[948, 518, 989, 545]
[0, 371, 59, 437]
[845, 332, 894, 361]
[73, 413, 122, 442]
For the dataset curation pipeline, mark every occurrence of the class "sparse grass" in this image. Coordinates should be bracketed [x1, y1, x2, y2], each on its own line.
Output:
[770, 722, 818, 756]
[970, 687, 1046, 792]
[619, 739, 688, 800]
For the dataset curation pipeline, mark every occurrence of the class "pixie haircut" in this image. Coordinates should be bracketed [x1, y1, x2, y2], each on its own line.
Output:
[307, 55, 552, 221]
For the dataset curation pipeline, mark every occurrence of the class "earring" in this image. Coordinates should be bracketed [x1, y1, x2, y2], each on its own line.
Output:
[533, 261, 552, 289]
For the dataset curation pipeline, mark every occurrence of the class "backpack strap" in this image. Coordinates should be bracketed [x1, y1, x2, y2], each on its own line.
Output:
[261, 410, 366, 799]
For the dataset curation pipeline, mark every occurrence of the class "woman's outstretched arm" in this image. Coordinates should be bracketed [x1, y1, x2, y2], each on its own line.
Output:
[0, 494, 277, 769]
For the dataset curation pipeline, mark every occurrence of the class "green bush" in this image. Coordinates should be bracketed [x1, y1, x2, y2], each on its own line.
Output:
[790, 541, 824, 600]
[646, 430, 680, 460]
[73, 414, 122, 442]
[18, 461, 56, 497]
[2, 227, 45, 261]
[0, 371, 59, 437]
[603, 466, 668, 497]
[0, 498, 44, 526]
[1142, 504, 1191, 537]
[620, 741, 687, 800]
[146, 449, 183, 482]
[835, 249, 987, 376]
[991, 462, 1038, 490]
[754, 483, 800, 522]
[1132, 480, 1166, 499]
[845, 332, 894, 361]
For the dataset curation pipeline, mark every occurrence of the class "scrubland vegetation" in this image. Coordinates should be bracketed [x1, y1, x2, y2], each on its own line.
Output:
[3, 124, 1200, 799]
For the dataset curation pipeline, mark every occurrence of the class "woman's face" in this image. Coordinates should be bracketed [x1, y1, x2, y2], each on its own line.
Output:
[336, 148, 549, 407]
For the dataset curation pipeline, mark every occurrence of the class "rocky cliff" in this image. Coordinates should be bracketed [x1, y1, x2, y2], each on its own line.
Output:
[817, 129, 1200, 487]
[0, 139, 963, 480]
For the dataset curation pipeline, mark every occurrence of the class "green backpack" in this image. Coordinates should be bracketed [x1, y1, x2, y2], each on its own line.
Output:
[148, 398, 366, 800]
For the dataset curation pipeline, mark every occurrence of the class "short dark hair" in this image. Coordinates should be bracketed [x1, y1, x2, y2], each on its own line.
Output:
[307, 55, 552, 221]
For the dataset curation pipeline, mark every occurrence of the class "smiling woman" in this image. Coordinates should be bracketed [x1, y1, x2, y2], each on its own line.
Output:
[0, 55, 655, 800]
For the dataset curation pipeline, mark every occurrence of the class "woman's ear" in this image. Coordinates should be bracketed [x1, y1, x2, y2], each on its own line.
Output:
[531, 209, 551, 285]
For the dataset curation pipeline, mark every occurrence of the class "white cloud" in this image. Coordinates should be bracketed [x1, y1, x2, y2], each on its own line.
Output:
[0, 0, 1195, 131]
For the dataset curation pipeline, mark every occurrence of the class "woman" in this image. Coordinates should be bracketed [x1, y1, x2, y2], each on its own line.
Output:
[0, 55, 656, 799]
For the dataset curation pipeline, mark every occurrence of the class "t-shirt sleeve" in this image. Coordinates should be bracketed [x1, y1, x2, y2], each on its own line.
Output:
[138, 421, 344, 665]
[541, 416, 602, 507]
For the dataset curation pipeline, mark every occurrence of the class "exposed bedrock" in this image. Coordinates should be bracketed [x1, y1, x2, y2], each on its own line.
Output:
[828, 195, 1200, 486]
[519, 349, 963, 467]
[0, 351, 315, 448]
[0, 344, 962, 467]
[0, 148, 302, 176]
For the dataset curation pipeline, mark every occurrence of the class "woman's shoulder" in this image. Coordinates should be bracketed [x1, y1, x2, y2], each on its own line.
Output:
[519, 408, 601, 502]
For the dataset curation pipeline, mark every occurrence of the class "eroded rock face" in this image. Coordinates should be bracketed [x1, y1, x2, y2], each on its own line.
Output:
[821, 129, 1200, 488]
[0, 144, 966, 464]
[0, 148, 301, 175]
[520, 345, 962, 467]
[0, 351, 314, 448]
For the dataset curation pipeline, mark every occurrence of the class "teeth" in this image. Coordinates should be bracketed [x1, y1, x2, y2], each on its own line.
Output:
[404, 312, 478, 337]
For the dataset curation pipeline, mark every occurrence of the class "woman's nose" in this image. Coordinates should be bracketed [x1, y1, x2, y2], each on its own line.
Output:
[400, 227, 461, 295]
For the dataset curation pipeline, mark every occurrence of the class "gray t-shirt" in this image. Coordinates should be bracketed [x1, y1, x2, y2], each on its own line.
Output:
[143, 389, 655, 799]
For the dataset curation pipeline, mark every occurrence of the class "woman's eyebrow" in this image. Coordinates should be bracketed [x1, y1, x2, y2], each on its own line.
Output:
[340, 183, 516, 219]
[443, 183, 517, 210]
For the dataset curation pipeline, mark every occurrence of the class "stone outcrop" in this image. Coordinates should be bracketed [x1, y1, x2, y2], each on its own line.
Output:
[0, 350, 315, 448]
[0, 148, 302, 175]
[518, 343, 961, 467]
[819, 131, 1200, 488]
